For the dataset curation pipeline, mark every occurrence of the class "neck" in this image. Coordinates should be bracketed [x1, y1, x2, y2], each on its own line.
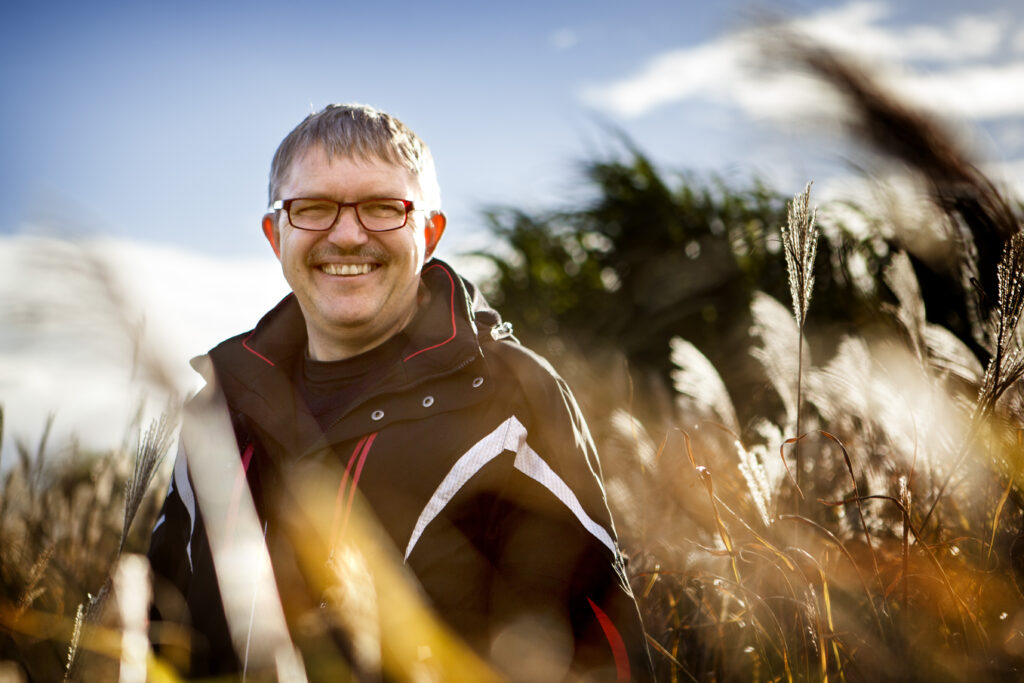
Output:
[306, 321, 409, 362]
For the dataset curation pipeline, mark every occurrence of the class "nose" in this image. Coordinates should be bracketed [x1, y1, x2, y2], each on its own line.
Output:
[325, 205, 369, 247]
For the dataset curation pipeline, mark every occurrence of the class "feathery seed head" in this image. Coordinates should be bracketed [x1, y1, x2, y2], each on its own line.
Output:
[996, 232, 1024, 352]
[781, 182, 819, 327]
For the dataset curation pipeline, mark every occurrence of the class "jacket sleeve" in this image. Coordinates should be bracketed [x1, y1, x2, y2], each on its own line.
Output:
[147, 440, 238, 676]
[487, 346, 655, 682]
[148, 441, 198, 609]
[146, 441, 198, 669]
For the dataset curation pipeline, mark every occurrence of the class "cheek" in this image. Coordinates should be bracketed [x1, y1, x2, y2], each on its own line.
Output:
[279, 233, 312, 267]
[402, 228, 429, 262]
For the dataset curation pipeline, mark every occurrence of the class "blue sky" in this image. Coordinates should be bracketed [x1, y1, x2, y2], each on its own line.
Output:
[2, 0, 730, 256]
[3, 0, 1024, 452]
[5, 0, 1020, 259]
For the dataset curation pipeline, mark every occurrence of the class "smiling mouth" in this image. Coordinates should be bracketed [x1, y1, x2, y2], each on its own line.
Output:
[319, 263, 378, 276]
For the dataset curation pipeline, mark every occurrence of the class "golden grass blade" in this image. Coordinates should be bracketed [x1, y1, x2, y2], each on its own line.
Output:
[778, 436, 805, 500]
[179, 390, 306, 680]
[645, 633, 698, 682]
[987, 430, 1023, 566]
[696, 466, 740, 586]
[819, 431, 883, 597]
[281, 460, 503, 682]
[777, 515, 883, 635]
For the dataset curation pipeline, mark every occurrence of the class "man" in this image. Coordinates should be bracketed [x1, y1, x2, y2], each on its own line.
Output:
[147, 104, 653, 681]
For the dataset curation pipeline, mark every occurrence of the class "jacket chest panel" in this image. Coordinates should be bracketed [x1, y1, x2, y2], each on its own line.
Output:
[327, 396, 517, 551]
[305, 355, 495, 446]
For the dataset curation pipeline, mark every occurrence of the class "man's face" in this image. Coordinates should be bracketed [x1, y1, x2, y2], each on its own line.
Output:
[265, 145, 445, 360]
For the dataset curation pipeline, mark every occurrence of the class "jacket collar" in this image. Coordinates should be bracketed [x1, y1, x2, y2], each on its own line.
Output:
[196, 258, 501, 456]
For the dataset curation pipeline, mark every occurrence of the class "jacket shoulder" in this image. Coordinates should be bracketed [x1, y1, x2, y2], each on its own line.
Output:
[483, 339, 568, 400]
[481, 339, 598, 470]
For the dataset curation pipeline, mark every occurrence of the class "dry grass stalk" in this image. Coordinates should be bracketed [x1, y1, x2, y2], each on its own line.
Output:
[921, 232, 1024, 533]
[780, 183, 818, 494]
[119, 408, 176, 555]
[782, 35, 1018, 291]
[63, 408, 176, 681]
[980, 232, 1024, 415]
[781, 183, 819, 331]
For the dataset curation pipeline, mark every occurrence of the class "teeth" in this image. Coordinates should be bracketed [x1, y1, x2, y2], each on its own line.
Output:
[321, 263, 375, 276]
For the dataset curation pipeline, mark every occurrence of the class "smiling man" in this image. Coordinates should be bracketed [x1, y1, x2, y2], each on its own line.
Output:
[147, 104, 654, 681]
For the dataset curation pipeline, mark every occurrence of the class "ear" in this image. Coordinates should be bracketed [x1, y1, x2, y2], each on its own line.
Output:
[422, 211, 446, 260]
[262, 213, 281, 259]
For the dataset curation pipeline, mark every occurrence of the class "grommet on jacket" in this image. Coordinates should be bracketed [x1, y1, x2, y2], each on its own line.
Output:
[472, 377, 484, 388]
[371, 409, 384, 421]
[422, 396, 435, 408]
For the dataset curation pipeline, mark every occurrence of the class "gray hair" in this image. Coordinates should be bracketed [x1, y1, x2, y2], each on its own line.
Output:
[268, 103, 441, 209]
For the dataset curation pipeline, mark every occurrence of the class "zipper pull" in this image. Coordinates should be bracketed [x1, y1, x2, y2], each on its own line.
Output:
[490, 321, 515, 341]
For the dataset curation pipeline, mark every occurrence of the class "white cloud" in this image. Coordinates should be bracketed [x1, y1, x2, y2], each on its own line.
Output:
[1013, 27, 1024, 54]
[581, 1, 1020, 122]
[0, 235, 289, 458]
[792, 2, 1003, 64]
[897, 62, 1024, 119]
[981, 158, 1024, 203]
[580, 38, 750, 118]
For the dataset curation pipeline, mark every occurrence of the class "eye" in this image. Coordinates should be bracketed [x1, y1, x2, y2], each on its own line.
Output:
[360, 200, 405, 218]
[291, 199, 337, 218]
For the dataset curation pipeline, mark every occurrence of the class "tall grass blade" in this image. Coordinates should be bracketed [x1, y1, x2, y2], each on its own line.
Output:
[820, 431, 883, 598]
[179, 389, 306, 680]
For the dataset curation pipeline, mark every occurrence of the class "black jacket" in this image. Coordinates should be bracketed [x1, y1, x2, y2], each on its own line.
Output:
[148, 259, 653, 681]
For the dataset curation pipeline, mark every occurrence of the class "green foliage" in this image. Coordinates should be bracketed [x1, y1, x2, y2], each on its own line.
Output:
[477, 144, 891, 431]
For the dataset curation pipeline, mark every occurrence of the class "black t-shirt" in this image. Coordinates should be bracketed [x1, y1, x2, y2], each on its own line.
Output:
[296, 332, 408, 431]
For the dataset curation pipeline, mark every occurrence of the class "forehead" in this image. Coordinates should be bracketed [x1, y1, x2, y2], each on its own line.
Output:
[281, 144, 422, 198]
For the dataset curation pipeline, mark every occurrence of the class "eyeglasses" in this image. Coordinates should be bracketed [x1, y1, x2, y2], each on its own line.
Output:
[271, 197, 419, 232]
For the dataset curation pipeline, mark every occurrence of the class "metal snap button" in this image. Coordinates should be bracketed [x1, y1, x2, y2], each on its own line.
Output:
[371, 410, 384, 421]
[422, 396, 435, 408]
[472, 377, 484, 388]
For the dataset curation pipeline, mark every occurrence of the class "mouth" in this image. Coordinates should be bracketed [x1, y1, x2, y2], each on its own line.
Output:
[318, 263, 379, 276]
